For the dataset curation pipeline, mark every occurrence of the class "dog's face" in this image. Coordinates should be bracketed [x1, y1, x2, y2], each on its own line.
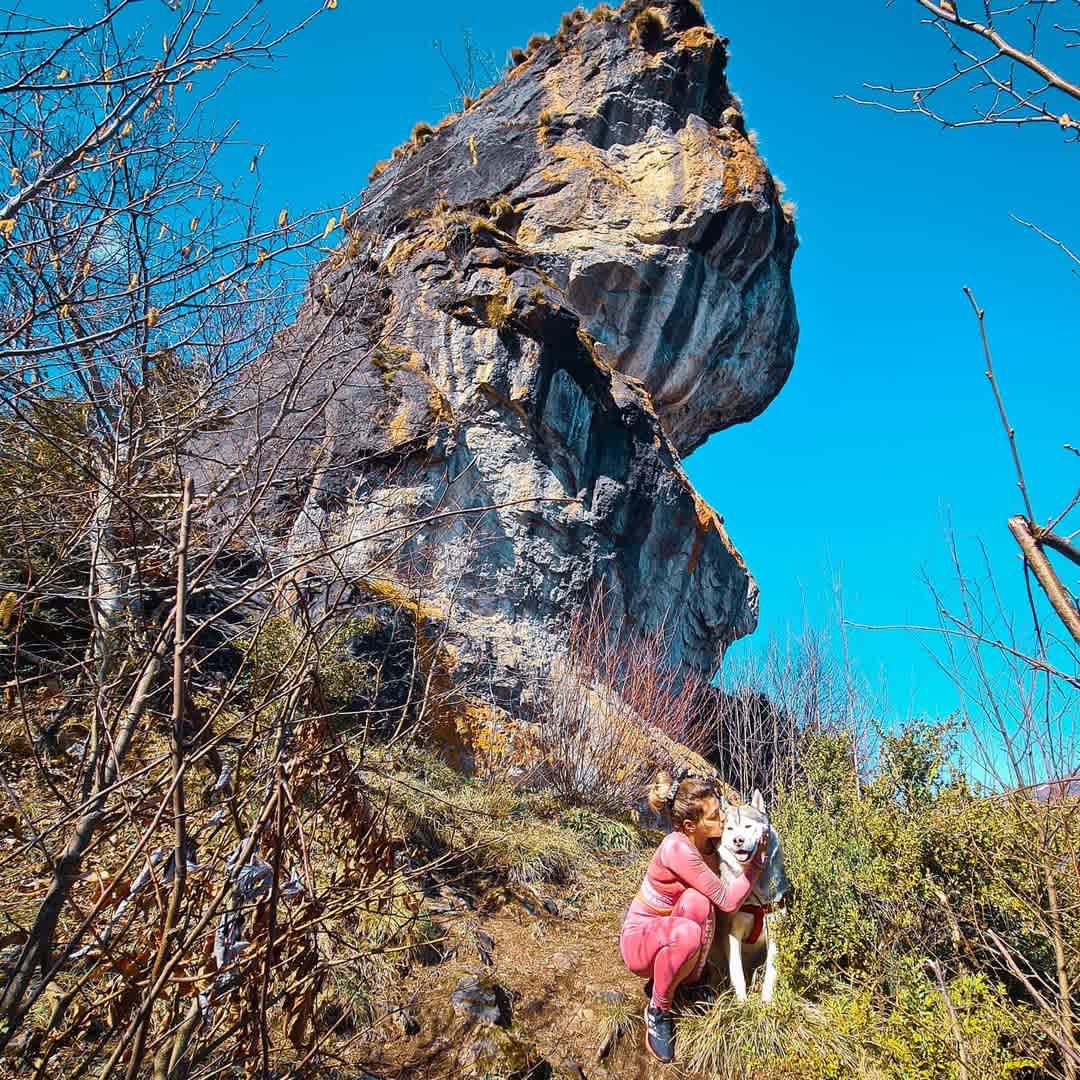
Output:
[720, 789, 770, 867]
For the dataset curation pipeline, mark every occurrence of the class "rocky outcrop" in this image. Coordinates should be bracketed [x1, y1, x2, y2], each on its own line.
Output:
[207, 0, 797, 689]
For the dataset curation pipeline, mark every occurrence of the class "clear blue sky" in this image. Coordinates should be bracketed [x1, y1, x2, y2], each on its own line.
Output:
[83, 0, 1080, 721]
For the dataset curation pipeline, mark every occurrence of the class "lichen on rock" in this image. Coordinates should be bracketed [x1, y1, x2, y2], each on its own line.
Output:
[206, 0, 798, 695]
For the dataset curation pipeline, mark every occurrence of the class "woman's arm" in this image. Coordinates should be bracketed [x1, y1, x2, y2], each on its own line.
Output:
[662, 835, 761, 913]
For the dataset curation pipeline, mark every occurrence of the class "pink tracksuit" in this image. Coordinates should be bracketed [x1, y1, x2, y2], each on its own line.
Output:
[620, 832, 759, 1010]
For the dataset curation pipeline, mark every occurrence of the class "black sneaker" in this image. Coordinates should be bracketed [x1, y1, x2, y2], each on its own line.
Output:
[644, 1003, 675, 1063]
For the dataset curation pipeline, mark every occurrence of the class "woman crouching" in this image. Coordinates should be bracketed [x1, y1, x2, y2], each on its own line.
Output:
[620, 771, 766, 1063]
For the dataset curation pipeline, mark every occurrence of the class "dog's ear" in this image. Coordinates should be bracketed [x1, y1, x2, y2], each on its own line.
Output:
[750, 788, 766, 813]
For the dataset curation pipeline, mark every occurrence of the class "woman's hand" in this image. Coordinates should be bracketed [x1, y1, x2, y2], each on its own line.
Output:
[750, 833, 770, 872]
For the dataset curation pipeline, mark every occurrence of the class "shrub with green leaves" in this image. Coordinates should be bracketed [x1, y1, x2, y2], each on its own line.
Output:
[765, 720, 1061, 1078]
[238, 613, 377, 729]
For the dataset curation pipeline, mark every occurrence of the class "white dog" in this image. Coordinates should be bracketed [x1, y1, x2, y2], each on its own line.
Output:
[710, 789, 789, 1003]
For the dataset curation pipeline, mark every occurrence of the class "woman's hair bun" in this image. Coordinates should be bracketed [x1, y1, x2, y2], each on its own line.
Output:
[646, 769, 675, 815]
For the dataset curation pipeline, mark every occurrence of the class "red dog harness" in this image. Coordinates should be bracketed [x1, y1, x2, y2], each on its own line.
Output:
[739, 897, 787, 945]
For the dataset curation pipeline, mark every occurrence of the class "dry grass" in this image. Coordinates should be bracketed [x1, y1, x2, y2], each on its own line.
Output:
[676, 993, 862, 1078]
[596, 993, 640, 1060]
[375, 749, 591, 887]
[479, 284, 515, 330]
[630, 7, 666, 51]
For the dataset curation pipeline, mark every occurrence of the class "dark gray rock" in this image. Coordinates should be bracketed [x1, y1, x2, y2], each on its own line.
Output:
[451, 974, 512, 1028]
[473, 928, 496, 966]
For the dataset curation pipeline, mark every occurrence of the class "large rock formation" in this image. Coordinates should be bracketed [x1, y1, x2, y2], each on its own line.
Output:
[207, 0, 797, 690]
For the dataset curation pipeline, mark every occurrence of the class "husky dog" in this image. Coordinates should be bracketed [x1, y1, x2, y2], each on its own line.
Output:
[710, 790, 790, 1003]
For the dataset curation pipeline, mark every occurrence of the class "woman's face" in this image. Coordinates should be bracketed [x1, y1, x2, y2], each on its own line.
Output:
[682, 795, 724, 845]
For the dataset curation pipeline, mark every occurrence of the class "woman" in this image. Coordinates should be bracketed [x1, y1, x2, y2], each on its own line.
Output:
[620, 771, 766, 1063]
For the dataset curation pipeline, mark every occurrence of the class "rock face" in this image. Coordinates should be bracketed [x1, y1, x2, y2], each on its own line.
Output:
[211, 0, 797, 689]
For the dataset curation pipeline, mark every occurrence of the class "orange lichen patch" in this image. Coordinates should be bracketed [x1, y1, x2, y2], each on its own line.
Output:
[371, 341, 417, 373]
[387, 405, 416, 447]
[548, 139, 632, 192]
[435, 699, 543, 773]
[721, 134, 768, 204]
[504, 59, 533, 84]
[539, 41, 590, 115]
[476, 381, 530, 424]
[404, 358, 456, 427]
[615, 371, 664, 429]
[384, 203, 484, 272]
[526, 118, 770, 252]
[375, 352, 453, 449]
[675, 25, 715, 52]
[356, 577, 463, 748]
[575, 325, 616, 375]
[685, 485, 747, 575]
[358, 577, 444, 625]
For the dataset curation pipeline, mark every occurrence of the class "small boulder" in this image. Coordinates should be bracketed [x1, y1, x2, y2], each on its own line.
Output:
[550, 950, 577, 976]
[451, 974, 512, 1028]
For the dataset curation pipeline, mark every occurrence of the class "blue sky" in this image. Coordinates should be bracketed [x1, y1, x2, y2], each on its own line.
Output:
[75, 0, 1080, 722]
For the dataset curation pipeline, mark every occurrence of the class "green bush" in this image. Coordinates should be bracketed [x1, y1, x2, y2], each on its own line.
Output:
[238, 613, 377, 729]
[766, 721, 1058, 1078]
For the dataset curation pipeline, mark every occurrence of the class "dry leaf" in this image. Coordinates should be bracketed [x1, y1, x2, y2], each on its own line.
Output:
[146, 307, 160, 328]
[323, 216, 335, 238]
[0, 218, 15, 239]
[277, 207, 288, 228]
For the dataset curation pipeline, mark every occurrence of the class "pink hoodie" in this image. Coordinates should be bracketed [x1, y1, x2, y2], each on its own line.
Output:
[631, 831, 760, 917]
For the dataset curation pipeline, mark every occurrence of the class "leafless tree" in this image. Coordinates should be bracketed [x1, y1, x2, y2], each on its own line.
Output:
[0, 3, 508, 1075]
[845, 14, 1078, 1070]
[845, 1, 1080, 138]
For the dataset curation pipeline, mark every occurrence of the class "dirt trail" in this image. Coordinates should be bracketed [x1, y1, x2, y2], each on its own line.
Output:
[366, 886, 713, 1079]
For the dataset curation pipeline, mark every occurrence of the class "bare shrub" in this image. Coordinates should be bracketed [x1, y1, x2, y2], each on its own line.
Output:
[526, 590, 722, 813]
[715, 618, 877, 801]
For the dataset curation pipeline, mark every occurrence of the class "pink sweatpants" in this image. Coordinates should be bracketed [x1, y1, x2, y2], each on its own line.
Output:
[619, 889, 714, 1010]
